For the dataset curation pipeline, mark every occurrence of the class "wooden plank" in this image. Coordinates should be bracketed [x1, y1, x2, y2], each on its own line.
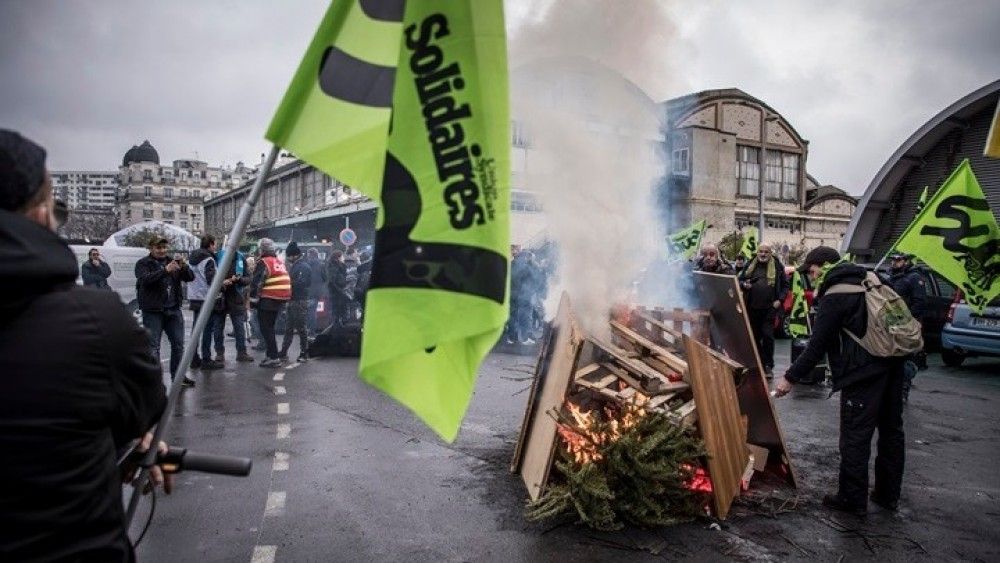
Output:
[516, 293, 583, 502]
[631, 310, 682, 348]
[671, 399, 697, 427]
[511, 306, 558, 473]
[647, 393, 676, 409]
[574, 363, 601, 379]
[684, 334, 749, 520]
[610, 321, 689, 375]
[693, 271, 797, 488]
[588, 337, 690, 394]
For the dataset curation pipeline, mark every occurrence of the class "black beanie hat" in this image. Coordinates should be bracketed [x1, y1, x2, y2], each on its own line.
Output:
[286, 241, 302, 257]
[0, 129, 47, 211]
[797, 245, 841, 273]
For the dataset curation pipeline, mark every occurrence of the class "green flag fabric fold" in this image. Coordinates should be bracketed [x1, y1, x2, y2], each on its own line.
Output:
[897, 160, 1000, 313]
[916, 186, 929, 214]
[667, 220, 706, 260]
[787, 271, 810, 337]
[267, 0, 510, 441]
[740, 226, 758, 260]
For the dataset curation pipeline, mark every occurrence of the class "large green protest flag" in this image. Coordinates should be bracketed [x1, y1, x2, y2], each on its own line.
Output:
[267, 0, 510, 441]
[667, 220, 706, 260]
[897, 160, 1000, 313]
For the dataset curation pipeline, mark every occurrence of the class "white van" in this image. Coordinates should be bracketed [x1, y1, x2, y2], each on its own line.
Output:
[70, 245, 149, 320]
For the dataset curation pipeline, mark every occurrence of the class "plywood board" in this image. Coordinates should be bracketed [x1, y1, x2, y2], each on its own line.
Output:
[684, 335, 748, 520]
[692, 271, 797, 487]
[514, 293, 583, 501]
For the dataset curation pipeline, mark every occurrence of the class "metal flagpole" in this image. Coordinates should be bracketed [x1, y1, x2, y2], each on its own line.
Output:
[125, 145, 281, 527]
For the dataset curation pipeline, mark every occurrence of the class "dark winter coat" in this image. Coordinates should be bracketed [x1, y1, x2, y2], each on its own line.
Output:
[288, 257, 312, 301]
[695, 257, 736, 275]
[81, 259, 112, 288]
[306, 256, 327, 300]
[326, 258, 348, 297]
[0, 210, 167, 562]
[738, 256, 788, 309]
[219, 252, 251, 313]
[134, 254, 194, 312]
[888, 265, 927, 320]
[784, 263, 901, 391]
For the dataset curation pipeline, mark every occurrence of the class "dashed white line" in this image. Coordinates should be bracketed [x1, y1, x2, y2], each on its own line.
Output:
[284, 363, 299, 370]
[273, 372, 284, 381]
[274, 386, 286, 396]
[273, 451, 289, 471]
[276, 424, 290, 439]
[276, 403, 289, 415]
[251, 545, 277, 563]
[264, 491, 286, 516]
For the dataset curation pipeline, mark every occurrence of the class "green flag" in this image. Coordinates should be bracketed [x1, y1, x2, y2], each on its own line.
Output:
[739, 226, 758, 260]
[667, 220, 706, 260]
[897, 160, 1000, 313]
[787, 271, 810, 337]
[916, 186, 929, 214]
[267, 0, 510, 441]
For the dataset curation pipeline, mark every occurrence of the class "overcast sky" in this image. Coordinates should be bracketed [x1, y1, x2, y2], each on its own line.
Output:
[1, 0, 997, 194]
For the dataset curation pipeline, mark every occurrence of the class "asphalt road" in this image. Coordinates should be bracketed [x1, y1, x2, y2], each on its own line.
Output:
[132, 331, 1000, 562]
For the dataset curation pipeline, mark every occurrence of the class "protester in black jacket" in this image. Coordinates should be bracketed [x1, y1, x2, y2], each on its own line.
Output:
[0, 130, 170, 562]
[738, 244, 788, 375]
[326, 249, 348, 327]
[695, 244, 735, 275]
[135, 237, 195, 385]
[81, 247, 112, 288]
[887, 253, 927, 320]
[305, 247, 327, 334]
[775, 246, 905, 516]
[280, 242, 312, 361]
[216, 248, 254, 362]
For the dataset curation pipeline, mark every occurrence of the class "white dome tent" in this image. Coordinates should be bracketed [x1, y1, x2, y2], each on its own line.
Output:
[104, 221, 199, 251]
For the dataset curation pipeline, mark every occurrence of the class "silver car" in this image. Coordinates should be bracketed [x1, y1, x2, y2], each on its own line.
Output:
[940, 295, 1000, 366]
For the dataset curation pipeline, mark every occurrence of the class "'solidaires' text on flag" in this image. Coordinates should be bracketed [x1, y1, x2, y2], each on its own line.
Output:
[266, 0, 510, 441]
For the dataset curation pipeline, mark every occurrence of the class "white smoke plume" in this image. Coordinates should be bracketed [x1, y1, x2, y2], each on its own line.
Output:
[509, 0, 685, 336]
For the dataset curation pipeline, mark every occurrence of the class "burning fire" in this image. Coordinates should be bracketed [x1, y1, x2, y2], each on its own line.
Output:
[684, 465, 713, 494]
[556, 401, 646, 465]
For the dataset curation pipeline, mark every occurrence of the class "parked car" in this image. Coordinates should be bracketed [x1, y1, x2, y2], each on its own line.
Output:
[940, 292, 1000, 366]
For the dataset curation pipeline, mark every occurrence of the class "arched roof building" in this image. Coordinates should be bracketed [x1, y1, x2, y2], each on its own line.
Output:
[844, 80, 1000, 259]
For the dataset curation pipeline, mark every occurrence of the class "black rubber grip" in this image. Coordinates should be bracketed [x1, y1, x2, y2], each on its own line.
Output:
[179, 451, 252, 476]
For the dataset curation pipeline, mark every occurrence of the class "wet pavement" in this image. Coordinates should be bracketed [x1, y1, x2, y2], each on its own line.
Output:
[133, 333, 1000, 562]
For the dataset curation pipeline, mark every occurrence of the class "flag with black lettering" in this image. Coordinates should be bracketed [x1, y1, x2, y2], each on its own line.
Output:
[897, 159, 1000, 313]
[740, 226, 758, 260]
[667, 219, 706, 260]
[266, 0, 509, 441]
[787, 271, 810, 337]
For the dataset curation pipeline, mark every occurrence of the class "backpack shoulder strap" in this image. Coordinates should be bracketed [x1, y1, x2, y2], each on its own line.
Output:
[824, 282, 865, 295]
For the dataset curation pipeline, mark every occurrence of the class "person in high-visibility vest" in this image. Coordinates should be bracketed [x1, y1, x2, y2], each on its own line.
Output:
[250, 238, 290, 367]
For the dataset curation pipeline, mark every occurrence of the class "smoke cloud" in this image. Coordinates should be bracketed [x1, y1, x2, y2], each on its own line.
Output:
[509, 0, 686, 336]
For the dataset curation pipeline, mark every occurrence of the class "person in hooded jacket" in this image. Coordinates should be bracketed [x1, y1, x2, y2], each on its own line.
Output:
[775, 246, 906, 516]
[305, 247, 327, 334]
[279, 242, 312, 362]
[326, 249, 348, 327]
[0, 130, 170, 562]
[135, 236, 195, 386]
[214, 246, 254, 362]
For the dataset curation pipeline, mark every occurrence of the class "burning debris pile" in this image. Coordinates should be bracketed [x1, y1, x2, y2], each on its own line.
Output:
[512, 280, 796, 529]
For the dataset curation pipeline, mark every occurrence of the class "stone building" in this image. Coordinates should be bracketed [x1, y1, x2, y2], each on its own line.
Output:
[51, 171, 119, 210]
[845, 79, 999, 260]
[116, 140, 254, 235]
[663, 88, 856, 251]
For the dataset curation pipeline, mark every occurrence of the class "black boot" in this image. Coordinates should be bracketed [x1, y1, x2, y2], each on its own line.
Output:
[822, 493, 866, 516]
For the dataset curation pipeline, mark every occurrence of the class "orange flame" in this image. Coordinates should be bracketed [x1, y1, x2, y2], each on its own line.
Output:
[557, 401, 647, 465]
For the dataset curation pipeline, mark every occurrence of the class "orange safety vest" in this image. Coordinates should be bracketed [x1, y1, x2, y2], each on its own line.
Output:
[260, 255, 291, 301]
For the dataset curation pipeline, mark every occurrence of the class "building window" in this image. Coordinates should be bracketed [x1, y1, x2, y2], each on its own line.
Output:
[142, 209, 153, 219]
[181, 220, 188, 229]
[765, 150, 782, 199]
[782, 153, 799, 200]
[144, 186, 152, 198]
[180, 205, 188, 213]
[180, 188, 188, 197]
[672, 147, 689, 176]
[164, 187, 173, 198]
[737, 146, 760, 197]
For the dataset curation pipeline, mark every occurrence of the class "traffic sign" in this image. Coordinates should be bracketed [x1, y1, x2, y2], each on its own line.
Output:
[339, 228, 357, 247]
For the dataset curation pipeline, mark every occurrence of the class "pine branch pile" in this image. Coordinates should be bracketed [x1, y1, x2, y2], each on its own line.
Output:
[526, 402, 709, 531]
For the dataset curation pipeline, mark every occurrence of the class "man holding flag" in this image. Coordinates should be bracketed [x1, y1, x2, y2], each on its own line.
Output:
[265, 0, 510, 441]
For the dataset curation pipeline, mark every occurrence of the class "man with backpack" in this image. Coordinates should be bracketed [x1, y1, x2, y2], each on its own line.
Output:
[775, 246, 922, 516]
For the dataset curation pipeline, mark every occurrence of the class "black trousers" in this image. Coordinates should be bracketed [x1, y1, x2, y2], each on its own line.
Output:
[838, 364, 906, 506]
[748, 307, 776, 369]
[280, 300, 309, 357]
[258, 307, 282, 360]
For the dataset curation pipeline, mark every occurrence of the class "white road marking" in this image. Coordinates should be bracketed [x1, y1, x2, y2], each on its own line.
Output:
[264, 491, 286, 516]
[251, 545, 277, 563]
[276, 403, 289, 415]
[284, 363, 299, 370]
[273, 372, 284, 381]
[276, 424, 290, 439]
[274, 386, 286, 396]
[273, 451, 289, 471]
